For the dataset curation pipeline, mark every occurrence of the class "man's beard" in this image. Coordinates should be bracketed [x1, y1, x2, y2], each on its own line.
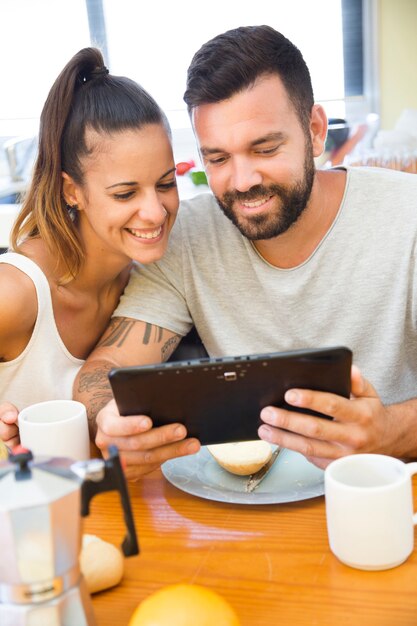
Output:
[215, 141, 315, 241]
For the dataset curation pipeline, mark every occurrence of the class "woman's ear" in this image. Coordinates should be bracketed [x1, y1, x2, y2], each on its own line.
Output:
[62, 172, 79, 208]
[309, 104, 328, 158]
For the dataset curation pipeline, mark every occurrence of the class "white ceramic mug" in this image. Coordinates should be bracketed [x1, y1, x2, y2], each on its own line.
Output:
[325, 454, 417, 570]
[18, 400, 90, 461]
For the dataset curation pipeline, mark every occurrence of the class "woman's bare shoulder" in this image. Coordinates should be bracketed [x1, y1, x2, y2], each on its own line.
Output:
[0, 263, 38, 337]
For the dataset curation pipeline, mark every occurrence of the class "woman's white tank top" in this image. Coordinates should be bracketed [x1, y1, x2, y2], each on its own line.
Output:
[0, 252, 84, 410]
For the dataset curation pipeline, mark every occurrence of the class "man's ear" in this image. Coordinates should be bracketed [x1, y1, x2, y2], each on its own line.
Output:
[62, 172, 80, 208]
[309, 104, 328, 158]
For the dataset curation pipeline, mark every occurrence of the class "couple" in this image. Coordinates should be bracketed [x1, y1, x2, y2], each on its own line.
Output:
[2, 26, 417, 480]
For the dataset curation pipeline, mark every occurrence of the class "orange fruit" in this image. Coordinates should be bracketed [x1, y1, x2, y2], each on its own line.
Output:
[128, 583, 241, 626]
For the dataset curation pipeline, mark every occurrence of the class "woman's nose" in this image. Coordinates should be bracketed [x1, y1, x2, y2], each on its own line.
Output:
[136, 192, 167, 223]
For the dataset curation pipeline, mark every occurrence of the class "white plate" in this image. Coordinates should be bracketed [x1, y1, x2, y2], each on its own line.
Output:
[162, 446, 324, 505]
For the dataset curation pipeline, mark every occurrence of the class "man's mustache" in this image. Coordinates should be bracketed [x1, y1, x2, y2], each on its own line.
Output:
[223, 184, 286, 203]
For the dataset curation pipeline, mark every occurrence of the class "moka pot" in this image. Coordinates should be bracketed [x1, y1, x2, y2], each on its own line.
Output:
[0, 445, 138, 626]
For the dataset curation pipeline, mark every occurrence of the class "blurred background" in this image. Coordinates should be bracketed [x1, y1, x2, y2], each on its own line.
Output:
[1, 0, 417, 246]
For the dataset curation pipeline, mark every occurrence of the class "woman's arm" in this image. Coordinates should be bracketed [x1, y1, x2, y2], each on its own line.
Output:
[0, 264, 38, 447]
[0, 264, 38, 361]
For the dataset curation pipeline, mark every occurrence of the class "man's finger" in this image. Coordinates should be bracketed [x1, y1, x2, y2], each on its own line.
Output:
[260, 403, 357, 444]
[350, 364, 379, 399]
[121, 437, 200, 469]
[96, 421, 190, 452]
[258, 424, 350, 461]
[97, 413, 153, 438]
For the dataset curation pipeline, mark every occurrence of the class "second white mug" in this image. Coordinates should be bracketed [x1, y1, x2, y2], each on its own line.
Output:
[18, 399, 90, 461]
[325, 453, 417, 570]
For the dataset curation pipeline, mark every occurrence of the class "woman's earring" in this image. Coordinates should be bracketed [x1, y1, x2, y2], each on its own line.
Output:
[66, 203, 78, 220]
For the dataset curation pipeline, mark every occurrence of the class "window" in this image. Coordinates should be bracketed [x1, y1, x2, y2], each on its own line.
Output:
[0, 0, 374, 163]
[0, 0, 91, 137]
[103, 0, 370, 157]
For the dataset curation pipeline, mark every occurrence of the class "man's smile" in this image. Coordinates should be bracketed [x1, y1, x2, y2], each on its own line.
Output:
[240, 195, 274, 210]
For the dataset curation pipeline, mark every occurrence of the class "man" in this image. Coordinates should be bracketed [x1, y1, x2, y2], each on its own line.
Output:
[74, 25, 417, 480]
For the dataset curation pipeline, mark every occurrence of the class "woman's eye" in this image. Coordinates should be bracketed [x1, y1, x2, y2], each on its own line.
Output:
[113, 191, 134, 200]
[158, 180, 177, 191]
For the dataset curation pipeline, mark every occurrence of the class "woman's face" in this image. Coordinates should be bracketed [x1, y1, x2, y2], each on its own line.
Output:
[71, 123, 179, 266]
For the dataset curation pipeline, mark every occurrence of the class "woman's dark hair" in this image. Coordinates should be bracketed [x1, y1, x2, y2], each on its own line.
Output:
[12, 47, 169, 281]
[184, 25, 314, 133]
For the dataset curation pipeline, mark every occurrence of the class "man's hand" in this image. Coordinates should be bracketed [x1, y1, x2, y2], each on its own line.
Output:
[95, 399, 201, 481]
[0, 402, 20, 449]
[258, 365, 415, 469]
[73, 317, 202, 478]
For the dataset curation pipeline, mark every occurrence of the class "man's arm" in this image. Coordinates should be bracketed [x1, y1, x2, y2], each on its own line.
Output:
[74, 317, 201, 480]
[75, 316, 181, 429]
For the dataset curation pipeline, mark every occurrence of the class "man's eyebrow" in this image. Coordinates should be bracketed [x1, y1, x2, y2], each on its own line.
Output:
[250, 132, 286, 147]
[200, 146, 225, 157]
[105, 167, 176, 190]
[200, 132, 286, 157]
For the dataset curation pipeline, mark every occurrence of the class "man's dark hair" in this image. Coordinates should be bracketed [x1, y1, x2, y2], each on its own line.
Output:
[184, 25, 314, 132]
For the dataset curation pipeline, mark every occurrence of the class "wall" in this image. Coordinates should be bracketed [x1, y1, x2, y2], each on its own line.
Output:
[378, 0, 417, 129]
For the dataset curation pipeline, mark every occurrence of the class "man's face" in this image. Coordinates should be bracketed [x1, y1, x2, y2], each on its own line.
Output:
[192, 74, 318, 241]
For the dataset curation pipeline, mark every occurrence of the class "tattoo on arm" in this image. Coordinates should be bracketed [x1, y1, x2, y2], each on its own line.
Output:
[142, 323, 181, 359]
[161, 335, 181, 361]
[97, 318, 136, 348]
[143, 322, 164, 345]
[98, 319, 177, 355]
[77, 366, 113, 438]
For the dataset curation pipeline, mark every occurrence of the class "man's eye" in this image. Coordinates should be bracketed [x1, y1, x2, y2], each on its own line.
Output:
[207, 156, 227, 165]
[256, 146, 279, 155]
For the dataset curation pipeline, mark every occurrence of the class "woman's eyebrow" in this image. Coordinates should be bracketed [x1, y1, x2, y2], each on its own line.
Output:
[106, 180, 136, 190]
[160, 166, 177, 178]
[105, 167, 177, 190]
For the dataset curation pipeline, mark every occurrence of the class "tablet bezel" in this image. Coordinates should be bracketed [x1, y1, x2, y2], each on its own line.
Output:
[108, 346, 352, 445]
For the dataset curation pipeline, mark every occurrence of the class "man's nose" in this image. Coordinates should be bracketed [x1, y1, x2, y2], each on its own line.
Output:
[230, 158, 262, 192]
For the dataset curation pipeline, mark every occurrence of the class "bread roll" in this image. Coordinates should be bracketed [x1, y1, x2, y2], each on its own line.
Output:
[207, 440, 273, 476]
[80, 534, 124, 594]
[0, 439, 8, 461]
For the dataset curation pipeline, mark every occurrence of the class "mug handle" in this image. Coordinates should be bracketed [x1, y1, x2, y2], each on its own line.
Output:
[406, 462, 417, 525]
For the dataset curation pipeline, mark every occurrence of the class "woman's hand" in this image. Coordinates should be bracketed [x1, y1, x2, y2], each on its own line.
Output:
[0, 402, 20, 449]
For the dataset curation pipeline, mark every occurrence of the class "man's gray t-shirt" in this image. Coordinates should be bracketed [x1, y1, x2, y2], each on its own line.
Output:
[114, 166, 417, 406]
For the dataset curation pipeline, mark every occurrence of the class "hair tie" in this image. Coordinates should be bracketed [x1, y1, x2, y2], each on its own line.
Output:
[90, 66, 109, 78]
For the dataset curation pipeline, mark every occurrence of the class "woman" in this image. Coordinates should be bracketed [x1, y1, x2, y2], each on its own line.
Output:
[0, 47, 179, 447]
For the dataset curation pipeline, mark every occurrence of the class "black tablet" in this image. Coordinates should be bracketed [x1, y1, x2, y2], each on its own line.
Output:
[108, 346, 352, 446]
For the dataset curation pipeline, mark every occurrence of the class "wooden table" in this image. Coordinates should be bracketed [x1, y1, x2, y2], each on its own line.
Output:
[84, 469, 417, 626]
